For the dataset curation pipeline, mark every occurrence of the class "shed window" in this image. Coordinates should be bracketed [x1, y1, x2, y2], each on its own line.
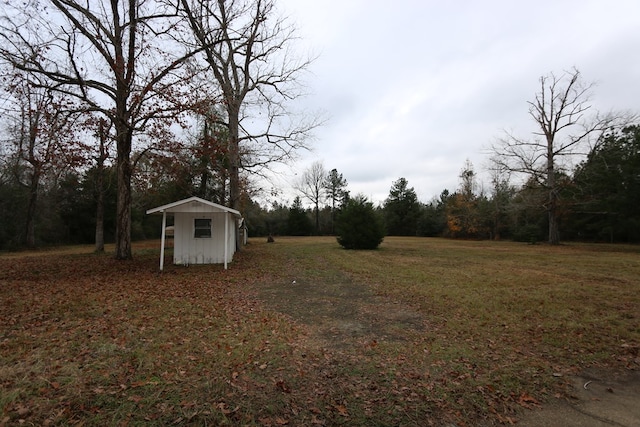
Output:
[194, 218, 212, 238]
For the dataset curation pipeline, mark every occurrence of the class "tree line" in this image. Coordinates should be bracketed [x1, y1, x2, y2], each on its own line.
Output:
[285, 69, 639, 245]
[0, 0, 317, 257]
[382, 122, 639, 244]
[0, 7, 636, 253]
[0, 120, 638, 250]
[269, 118, 639, 244]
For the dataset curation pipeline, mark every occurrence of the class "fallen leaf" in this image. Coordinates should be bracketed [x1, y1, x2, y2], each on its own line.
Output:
[311, 415, 325, 425]
[518, 392, 540, 408]
[16, 405, 30, 416]
[275, 380, 291, 393]
[334, 404, 348, 417]
[217, 403, 232, 415]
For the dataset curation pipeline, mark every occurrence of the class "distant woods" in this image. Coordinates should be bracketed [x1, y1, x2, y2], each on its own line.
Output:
[253, 128, 640, 243]
[0, 18, 637, 256]
[0, 124, 639, 250]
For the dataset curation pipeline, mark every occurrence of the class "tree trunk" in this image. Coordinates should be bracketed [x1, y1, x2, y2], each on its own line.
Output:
[95, 166, 105, 253]
[227, 105, 242, 251]
[547, 142, 560, 245]
[198, 170, 209, 198]
[115, 130, 132, 259]
[25, 172, 38, 248]
[95, 201, 105, 252]
[227, 107, 240, 211]
[548, 203, 559, 244]
[25, 112, 40, 249]
[547, 185, 560, 244]
[113, 0, 135, 260]
[94, 124, 108, 253]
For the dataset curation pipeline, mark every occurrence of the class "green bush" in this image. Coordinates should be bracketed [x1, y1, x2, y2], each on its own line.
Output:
[336, 195, 385, 249]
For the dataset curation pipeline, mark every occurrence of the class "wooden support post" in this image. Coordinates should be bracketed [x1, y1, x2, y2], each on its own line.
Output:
[159, 211, 167, 271]
[224, 213, 229, 270]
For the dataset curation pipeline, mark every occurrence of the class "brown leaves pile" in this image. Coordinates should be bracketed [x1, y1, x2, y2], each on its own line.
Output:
[4, 239, 628, 426]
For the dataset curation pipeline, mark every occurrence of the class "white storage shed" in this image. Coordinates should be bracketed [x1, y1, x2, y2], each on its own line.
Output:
[146, 196, 243, 270]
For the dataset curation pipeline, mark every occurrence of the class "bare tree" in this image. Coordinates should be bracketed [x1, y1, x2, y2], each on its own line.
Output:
[178, 0, 320, 211]
[91, 117, 114, 253]
[296, 161, 326, 233]
[492, 68, 617, 244]
[0, 0, 201, 259]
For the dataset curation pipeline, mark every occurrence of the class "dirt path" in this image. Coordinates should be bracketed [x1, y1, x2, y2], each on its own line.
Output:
[251, 264, 425, 349]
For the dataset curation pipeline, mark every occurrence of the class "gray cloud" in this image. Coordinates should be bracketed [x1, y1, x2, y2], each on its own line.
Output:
[274, 0, 640, 205]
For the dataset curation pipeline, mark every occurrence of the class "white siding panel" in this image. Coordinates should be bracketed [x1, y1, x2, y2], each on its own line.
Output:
[172, 212, 236, 265]
[173, 214, 189, 265]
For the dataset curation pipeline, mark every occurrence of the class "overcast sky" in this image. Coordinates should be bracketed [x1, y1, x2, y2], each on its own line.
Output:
[268, 0, 640, 206]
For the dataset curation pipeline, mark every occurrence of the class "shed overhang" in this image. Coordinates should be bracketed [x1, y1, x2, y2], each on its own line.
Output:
[146, 196, 241, 218]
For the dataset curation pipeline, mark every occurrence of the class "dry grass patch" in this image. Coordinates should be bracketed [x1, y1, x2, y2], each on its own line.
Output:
[247, 237, 640, 424]
[1, 237, 638, 426]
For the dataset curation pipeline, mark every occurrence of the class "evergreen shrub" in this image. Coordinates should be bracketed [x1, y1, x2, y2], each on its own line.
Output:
[336, 195, 384, 249]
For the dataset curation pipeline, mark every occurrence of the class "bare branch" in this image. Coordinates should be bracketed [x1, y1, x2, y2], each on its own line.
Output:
[491, 68, 629, 244]
[178, 0, 320, 210]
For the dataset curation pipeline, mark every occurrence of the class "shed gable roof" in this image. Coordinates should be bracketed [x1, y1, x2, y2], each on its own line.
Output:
[146, 196, 242, 217]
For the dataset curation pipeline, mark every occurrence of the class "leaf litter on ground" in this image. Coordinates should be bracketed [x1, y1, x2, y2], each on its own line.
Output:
[1, 236, 639, 426]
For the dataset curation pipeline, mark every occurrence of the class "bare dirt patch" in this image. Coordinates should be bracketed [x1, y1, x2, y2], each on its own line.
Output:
[249, 265, 425, 349]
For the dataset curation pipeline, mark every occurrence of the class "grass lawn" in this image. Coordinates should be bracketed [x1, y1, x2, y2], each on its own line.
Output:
[1, 236, 638, 425]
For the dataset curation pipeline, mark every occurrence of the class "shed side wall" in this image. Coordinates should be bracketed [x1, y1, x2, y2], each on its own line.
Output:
[173, 212, 236, 265]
